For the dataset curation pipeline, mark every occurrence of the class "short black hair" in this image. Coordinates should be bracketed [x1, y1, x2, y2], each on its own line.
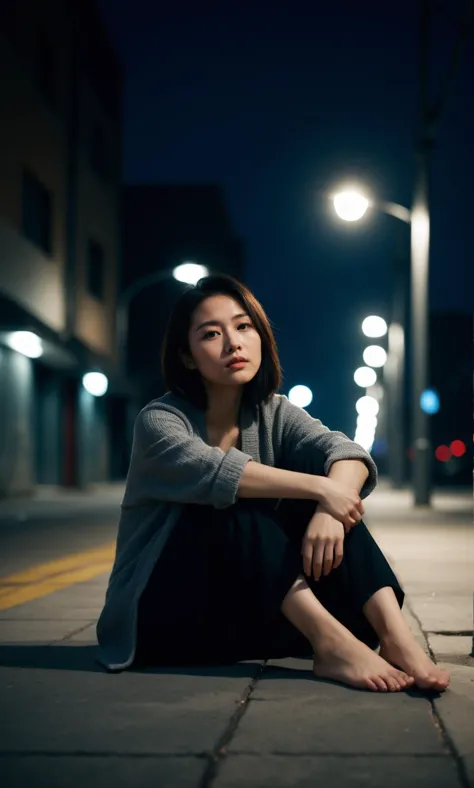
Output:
[161, 273, 282, 409]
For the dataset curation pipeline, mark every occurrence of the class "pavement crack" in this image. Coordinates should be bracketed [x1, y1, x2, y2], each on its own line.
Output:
[197, 660, 266, 788]
[49, 622, 95, 643]
[429, 704, 472, 788]
[228, 750, 450, 758]
[406, 598, 472, 788]
[0, 750, 208, 759]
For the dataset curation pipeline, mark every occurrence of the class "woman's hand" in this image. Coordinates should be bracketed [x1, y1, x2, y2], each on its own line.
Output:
[301, 510, 345, 581]
[317, 477, 365, 529]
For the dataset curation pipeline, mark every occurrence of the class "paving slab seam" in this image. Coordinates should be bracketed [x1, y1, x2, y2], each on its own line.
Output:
[226, 750, 451, 758]
[429, 704, 472, 788]
[0, 750, 209, 759]
[197, 661, 266, 788]
[49, 622, 96, 644]
[405, 597, 472, 788]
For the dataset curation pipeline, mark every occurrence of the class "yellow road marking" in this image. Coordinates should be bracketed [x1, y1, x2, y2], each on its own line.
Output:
[0, 543, 116, 610]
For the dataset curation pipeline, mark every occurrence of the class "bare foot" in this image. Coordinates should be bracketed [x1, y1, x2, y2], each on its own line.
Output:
[312, 623, 415, 692]
[379, 634, 450, 692]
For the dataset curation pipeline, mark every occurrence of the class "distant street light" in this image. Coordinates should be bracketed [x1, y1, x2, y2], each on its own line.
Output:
[363, 345, 387, 368]
[356, 395, 380, 418]
[116, 262, 209, 373]
[331, 183, 431, 506]
[354, 367, 377, 388]
[7, 330, 43, 359]
[173, 262, 208, 285]
[288, 385, 313, 408]
[354, 395, 380, 452]
[362, 316, 388, 338]
[82, 372, 108, 397]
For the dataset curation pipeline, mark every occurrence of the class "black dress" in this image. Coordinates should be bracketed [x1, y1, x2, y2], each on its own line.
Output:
[134, 448, 404, 667]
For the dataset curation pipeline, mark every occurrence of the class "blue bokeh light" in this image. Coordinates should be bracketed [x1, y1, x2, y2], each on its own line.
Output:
[420, 389, 440, 415]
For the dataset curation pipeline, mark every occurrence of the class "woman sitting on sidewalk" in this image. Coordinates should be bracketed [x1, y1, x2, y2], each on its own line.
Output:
[97, 274, 449, 692]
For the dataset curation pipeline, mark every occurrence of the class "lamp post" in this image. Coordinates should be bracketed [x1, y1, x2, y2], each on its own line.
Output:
[332, 188, 430, 506]
[331, 0, 473, 503]
[116, 262, 209, 375]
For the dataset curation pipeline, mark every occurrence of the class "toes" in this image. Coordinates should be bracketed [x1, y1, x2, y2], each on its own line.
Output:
[385, 676, 401, 692]
[372, 676, 388, 691]
[416, 673, 447, 691]
[431, 672, 450, 690]
[366, 678, 379, 692]
[396, 670, 414, 687]
[388, 668, 408, 687]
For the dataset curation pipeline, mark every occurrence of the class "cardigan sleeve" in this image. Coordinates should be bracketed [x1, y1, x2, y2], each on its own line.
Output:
[124, 404, 253, 509]
[277, 396, 378, 498]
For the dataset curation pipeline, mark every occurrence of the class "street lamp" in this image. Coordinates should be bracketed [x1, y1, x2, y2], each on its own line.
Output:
[333, 190, 369, 222]
[116, 262, 209, 374]
[332, 186, 431, 506]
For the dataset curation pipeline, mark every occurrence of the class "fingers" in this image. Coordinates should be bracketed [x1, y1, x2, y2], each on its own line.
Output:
[333, 540, 344, 570]
[314, 541, 344, 580]
[302, 543, 313, 578]
[322, 543, 334, 578]
[346, 499, 364, 527]
[312, 543, 325, 581]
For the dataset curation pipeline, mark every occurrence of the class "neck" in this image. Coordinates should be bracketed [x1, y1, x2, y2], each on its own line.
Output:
[205, 384, 243, 429]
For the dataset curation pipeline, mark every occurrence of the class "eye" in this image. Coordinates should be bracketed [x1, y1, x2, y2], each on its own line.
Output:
[202, 330, 219, 340]
[238, 322, 252, 330]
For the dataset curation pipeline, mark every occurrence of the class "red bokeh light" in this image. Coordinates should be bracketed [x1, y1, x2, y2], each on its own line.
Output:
[450, 440, 466, 457]
[435, 445, 451, 462]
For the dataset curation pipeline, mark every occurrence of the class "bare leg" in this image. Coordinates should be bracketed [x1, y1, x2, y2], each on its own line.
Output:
[362, 586, 450, 691]
[280, 575, 414, 692]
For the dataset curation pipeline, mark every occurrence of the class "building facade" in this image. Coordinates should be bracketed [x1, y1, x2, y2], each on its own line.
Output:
[0, 0, 129, 495]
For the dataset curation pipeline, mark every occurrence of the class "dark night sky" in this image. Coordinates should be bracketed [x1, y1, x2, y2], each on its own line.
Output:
[99, 0, 473, 435]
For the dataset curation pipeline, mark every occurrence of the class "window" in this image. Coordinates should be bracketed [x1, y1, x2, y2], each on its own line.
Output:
[21, 170, 53, 255]
[90, 124, 108, 178]
[36, 32, 56, 106]
[87, 239, 105, 300]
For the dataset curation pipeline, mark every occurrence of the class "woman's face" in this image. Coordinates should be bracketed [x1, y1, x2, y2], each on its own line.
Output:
[184, 295, 262, 389]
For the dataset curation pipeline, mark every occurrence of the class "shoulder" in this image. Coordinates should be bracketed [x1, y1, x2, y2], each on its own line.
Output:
[262, 393, 312, 425]
[136, 393, 196, 438]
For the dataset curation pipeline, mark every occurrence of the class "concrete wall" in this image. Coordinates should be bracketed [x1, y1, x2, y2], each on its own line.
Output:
[74, 78, 121, 359]
[76, 387, 110, 487]
[0, 346, 35, 496]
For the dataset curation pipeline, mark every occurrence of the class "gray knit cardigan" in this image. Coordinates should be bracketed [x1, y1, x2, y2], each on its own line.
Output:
[96, 391, 377, 671]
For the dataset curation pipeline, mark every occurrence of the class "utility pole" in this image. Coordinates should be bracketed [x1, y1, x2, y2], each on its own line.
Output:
[410, 0, 472, 506]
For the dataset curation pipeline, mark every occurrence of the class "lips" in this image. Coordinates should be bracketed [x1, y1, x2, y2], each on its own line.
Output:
[226, 357, 248, 367]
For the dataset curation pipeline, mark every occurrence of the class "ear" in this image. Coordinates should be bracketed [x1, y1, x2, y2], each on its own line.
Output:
[180, 350, 197, 370]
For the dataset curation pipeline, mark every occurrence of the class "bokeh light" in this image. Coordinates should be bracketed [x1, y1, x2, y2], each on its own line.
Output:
[435, 445, 451, 462]
[288, 385, 313, 408]
[82, 372, 109, 397]
[354, 366, 377, 388]
[363, 345, 387, 368]
[361, 316, 387, 338]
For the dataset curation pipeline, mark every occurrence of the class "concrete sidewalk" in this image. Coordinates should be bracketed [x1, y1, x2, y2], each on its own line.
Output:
[0, 482, 126, 521]
[0, 483, 472, 788]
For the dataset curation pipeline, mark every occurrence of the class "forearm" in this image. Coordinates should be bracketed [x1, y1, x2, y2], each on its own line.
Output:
[238, 460, 326, 501]
[314, 459, 368, 511]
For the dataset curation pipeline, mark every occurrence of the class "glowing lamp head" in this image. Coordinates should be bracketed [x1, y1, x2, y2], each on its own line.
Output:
[333, 190, 369, 222]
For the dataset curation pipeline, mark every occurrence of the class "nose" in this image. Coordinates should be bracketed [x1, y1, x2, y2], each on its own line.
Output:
[226, 337, 242, 354]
